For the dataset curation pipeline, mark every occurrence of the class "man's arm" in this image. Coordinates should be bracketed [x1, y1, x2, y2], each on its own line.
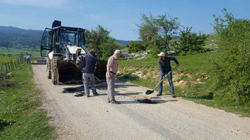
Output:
[170, 57, 179, 65]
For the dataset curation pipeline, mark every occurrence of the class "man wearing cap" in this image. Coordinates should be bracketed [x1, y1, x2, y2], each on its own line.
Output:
[106, 50, 121, 104]
[157, 52, 179, 97]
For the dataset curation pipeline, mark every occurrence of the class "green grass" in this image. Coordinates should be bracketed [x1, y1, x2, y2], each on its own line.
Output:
[119, 52, 220, 73]
[0, 47, 40, 56]
[0, 56, 18, 63]
[118, 52, 250, 117]
[0, 64, 55, 140]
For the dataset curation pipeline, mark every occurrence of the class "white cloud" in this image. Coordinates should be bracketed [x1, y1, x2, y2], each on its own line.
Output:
[0, 0, 70, 8]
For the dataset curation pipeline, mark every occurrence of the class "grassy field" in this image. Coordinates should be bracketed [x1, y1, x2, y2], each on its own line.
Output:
[0, 56, 18, 63]
[0, 63, 55, 139]
[0, 47, 40, 56]
[119, 52, 220, 73]
[118, 52, 250, 117]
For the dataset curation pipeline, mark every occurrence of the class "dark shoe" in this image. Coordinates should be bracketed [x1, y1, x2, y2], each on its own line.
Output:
[93, 93, 99, 96]
[157, 93, 162, 96]
[172, 95, 177, 98]
[111, 101, 120, 104]
[75, 93, 84, 97]
[108, 101, 111, 103]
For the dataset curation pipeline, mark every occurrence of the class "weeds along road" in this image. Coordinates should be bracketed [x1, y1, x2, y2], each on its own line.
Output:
[32, 64, 250, 140]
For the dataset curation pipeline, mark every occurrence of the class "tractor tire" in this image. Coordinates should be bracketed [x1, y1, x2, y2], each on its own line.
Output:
[47, 58, 52, 79]
[51, 59, 59, 85]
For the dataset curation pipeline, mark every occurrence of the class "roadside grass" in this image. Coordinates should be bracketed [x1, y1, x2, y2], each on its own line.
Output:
[0, 64, 55, 140]
[118, 52, 250, 117]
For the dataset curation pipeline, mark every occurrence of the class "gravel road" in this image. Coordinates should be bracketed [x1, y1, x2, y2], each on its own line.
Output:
[32, 64, 250, 140]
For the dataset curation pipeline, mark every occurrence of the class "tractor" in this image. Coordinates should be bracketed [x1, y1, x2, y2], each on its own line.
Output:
[40, 20, 106, 84]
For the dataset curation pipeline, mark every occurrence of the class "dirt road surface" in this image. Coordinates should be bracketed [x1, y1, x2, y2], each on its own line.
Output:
[32, 64, 250, 140]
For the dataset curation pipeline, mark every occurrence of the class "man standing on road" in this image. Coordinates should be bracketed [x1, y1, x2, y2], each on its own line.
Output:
[106, 50, 121, 104]
[157, 52, 179, 98]
[76, 50, 99, 97]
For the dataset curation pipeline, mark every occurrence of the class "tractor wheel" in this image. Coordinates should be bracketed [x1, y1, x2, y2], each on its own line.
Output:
[47, 58, 51, 79]
[51, 59, 59, 85]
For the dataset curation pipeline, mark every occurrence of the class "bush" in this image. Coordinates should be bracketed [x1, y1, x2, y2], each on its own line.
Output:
[128, 42, 146, 53]
[99, 39, 121, 60]
[176, 28, 209, 55]
[213, 19, 250, 105]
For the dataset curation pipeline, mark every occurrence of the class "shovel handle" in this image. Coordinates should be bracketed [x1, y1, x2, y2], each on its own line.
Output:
[152, 65, 179, 90]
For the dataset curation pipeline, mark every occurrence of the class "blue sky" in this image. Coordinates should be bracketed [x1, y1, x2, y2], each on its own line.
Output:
[0, 0, 249, 40]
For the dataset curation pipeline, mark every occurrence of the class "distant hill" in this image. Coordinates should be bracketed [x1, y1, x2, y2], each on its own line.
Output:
[116, 40, 130, 46]
[0, 26, 132, 49]
[0, 26, 43, 49]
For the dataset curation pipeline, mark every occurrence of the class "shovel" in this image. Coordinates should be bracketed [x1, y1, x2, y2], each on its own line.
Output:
[145, 65, 179, 95]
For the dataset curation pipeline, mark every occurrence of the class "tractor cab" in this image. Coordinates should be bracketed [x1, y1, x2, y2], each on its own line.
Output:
[40, 20, 106, 85]
[40, 20, 87, 60]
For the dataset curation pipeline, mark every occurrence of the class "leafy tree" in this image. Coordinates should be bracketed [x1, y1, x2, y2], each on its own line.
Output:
[212, 8, 235, 34]
[154, 15, 179, 51]
[85, 25, 110, 55]
[139, 14, 158, 42]
[99, 38, 121, 60]
[85, 25, 123, 60]
[138, 14, 180, 54]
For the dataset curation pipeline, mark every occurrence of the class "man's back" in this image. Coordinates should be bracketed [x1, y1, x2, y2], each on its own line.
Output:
[82, 54, 97, 74]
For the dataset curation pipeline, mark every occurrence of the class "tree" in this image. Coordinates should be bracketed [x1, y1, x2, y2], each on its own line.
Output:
[154, 15, 179, 51]
[99, 38, 121, 60]
[212, 8, 235, 34]
[139, 14, 158, 42]
[138, 14, 180, 54]
[85, 25, 110, 55]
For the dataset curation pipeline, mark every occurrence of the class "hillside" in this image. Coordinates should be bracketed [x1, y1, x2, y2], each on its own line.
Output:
[116, 40, 130, 46]
[0, 26, 43, 48]
[0, 26, 131, 49]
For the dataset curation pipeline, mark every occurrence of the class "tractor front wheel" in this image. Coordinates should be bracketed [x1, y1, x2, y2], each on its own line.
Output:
[47, 58, 52, 79]
[51, 59, 59, 85]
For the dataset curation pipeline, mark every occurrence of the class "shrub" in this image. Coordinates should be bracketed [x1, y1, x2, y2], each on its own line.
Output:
[128, 42, 146, 53]
[213, 19, 250, 105]
[177, 28, 209, 55]
[99, 39, 121, 60]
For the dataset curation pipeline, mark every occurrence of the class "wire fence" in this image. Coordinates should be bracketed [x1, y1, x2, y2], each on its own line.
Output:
[0, 56, 25, 77]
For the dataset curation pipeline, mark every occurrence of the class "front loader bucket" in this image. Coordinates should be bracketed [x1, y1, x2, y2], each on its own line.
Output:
[57, 60, 82, 84]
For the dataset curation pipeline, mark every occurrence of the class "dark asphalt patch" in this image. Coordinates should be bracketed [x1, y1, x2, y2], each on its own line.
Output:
[137, 98, 158, 104]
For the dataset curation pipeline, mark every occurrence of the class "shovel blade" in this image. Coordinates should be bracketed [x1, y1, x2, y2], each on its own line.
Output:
[145, 89, 154, 95]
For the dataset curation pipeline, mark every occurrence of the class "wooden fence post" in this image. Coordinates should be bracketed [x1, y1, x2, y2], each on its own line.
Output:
[7, 63, 10, 72]
[0, 63, 2, 75]
[14, 61, 17, 68]
[10, 62, 12, 71]
[5, 63, 8, 73]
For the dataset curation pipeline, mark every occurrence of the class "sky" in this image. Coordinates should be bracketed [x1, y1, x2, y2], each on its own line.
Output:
[0, 0, 249, 40]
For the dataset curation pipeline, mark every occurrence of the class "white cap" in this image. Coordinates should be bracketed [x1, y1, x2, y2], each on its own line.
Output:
[157, 52, 165, 57]
[114, 49, 121, 55]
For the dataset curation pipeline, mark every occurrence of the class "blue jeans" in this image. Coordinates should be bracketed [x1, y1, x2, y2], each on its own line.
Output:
[158, 72, 175, 95]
